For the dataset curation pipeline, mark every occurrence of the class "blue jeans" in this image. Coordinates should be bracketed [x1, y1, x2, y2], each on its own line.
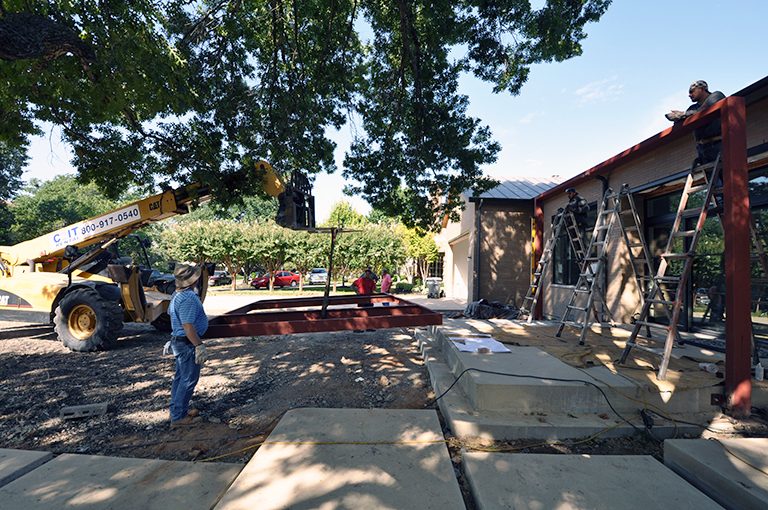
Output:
[169, 339, 201, 421]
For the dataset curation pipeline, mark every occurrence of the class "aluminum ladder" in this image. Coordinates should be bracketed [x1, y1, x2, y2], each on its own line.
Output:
[519, 209, 587, 322]
[555, 188, 617, 344]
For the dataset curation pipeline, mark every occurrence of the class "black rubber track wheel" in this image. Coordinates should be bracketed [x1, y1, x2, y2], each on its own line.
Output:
[53, 288, 123, 352]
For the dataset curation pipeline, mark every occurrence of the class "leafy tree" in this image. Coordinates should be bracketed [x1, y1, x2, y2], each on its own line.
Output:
[158, 220, 214, 265]
[400, 225, 439, 281]
[323, 200, 368, 229]
[333, 225, 406, 284]
[247, 222, 290, 290]
[1, 1, 610, 230]
[8, 174, 117, 242]
[0, 140, 24, 243]
[285, 230, 327, 290]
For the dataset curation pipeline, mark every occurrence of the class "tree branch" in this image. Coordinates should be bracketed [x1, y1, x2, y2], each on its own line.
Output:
[0, 12, 95, 62]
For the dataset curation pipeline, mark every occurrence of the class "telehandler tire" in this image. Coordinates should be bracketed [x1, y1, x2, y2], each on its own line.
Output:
[54, 288, 124, 352]
[151, 312, 172, 332]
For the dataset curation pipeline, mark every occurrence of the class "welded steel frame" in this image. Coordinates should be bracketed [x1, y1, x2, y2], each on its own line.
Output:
[533, 96, 751, 416]
[203, 293, 442, 338]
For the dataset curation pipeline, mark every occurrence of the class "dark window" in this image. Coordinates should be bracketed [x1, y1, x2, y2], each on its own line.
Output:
[428, 253, 445, 278]
[552, 205, 597, 285]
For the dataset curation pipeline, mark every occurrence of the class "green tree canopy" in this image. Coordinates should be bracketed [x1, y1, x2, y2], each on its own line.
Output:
[8, 174, 117, 242]
[1, 0, 610, 229]
[323, 200, 369, 229]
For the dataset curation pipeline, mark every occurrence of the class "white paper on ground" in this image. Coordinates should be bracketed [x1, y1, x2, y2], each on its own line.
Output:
[451, 337, 510, 353]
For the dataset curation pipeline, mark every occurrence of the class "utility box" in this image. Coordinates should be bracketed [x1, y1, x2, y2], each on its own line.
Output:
[425, 277, 443, 299]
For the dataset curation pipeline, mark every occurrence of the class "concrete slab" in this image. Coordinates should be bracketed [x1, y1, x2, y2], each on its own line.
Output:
[215, 408, 464, 510]
[0, 453, 241, 509]
[436, 324, 717, 414]
[427, 357, 699, 441]
[0, 449, 52, 488]
[463, 452, 722, 509]
[665, 438, 768, 510]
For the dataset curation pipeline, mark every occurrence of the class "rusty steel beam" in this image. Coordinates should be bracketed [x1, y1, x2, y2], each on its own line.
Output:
[721, 96, 752, 417]
[224, 293, 396, 314]
[203, 294, 442, 338]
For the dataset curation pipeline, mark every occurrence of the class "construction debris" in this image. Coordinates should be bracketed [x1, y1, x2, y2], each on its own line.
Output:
[60, 403, 108, 420]
[449, 299, 519, 320]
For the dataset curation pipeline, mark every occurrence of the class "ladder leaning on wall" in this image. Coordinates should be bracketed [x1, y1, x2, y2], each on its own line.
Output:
[619, 155, 724, 380]
[518, 209, 587, 323]
[556, 184, 679, 346]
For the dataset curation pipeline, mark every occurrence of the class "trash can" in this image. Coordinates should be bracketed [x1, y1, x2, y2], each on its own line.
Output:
[425, 277, 442, 299]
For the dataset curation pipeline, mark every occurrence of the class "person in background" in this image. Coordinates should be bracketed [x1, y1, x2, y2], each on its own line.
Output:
[168, 263, 209, 428]
[352, 268, 377, 296]
[380, 268, 392, 294]
[352, 268, 377, 332]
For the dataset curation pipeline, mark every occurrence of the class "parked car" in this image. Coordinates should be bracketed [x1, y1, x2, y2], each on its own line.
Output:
[308, 267, 328, 285]
[208, 270, 233, 286]
[695, 288, 711, 306]
[250, 271, 301, 289]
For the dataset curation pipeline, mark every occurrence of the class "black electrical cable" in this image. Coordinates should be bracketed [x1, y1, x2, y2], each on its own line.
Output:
[426, 367, 643, 434]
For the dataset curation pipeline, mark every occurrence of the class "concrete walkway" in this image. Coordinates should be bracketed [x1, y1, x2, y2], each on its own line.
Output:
[215, 408, 464, 510]
[0, 450, 240, 509]
[463, 452, 722, 509]
[665, 438, 768, 509]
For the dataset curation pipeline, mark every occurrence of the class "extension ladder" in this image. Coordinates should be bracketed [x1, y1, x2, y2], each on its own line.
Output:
[555, 188, 617, 344]
[519, 209, 587, 322]
[619, 155, 726, 379]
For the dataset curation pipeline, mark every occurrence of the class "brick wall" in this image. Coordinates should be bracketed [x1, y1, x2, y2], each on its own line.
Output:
[477, 201, 532, 305]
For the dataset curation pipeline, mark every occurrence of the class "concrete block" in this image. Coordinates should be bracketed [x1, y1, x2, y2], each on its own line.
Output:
[0, 453, 241, 509]
[60, 403, 108, 420]
[665, 438, 768, 510]
[215, 408, 464, 510]
[0, 449, 53, 488]
[463, 452, 722, 509]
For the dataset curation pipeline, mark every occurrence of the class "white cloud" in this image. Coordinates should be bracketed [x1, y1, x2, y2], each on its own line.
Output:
[518, 112, 541, 124]
[574, 77, 625, 105]
[635, 91, 686, 140]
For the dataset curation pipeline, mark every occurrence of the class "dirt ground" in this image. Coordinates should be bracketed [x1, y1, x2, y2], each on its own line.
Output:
[0, 320, 432, 463]
[4, 315, 765, 472]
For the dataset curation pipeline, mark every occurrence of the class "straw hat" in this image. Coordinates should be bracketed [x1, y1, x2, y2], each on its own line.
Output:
[174, 263, 202, 289]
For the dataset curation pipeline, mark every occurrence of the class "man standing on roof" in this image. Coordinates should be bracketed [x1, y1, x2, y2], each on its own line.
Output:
[665, 80, 726, 166]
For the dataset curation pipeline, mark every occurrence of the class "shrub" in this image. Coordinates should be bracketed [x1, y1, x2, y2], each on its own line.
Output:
[394, 282, 414, 293]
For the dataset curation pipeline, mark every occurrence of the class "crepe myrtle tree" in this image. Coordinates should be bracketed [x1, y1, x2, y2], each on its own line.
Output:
[1, 0, 611, 229]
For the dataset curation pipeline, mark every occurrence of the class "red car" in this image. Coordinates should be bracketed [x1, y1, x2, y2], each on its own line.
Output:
[250, 271, 301, 289]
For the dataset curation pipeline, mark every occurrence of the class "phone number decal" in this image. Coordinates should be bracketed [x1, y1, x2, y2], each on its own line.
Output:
[51, 205, 142, 249]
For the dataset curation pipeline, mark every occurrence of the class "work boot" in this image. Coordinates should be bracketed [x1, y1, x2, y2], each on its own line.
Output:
[170, 415, 201, 429]
[187, 408, 200, 417]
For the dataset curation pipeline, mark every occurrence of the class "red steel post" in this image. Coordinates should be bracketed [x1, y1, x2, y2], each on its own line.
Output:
[721, 96, 751, 417]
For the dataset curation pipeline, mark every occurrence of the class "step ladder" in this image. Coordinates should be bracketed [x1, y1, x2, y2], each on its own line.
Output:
[619, 155, 725, 380]
[519, 209, 588, 322]
[555, 188, 617, 344]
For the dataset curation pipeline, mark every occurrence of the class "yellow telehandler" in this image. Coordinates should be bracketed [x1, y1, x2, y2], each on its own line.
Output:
[0, 160, 314, 351]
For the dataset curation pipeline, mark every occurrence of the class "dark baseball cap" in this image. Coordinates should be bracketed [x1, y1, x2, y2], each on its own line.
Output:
[565, 187, 576, 193]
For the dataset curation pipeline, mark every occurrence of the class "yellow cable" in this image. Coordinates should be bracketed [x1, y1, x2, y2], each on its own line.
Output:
[709, 438, 768, 477]
[471, 422, 624, 453]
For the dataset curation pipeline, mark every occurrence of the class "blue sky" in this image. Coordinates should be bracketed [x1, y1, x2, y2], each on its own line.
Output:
[24, 0, 768, 222]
